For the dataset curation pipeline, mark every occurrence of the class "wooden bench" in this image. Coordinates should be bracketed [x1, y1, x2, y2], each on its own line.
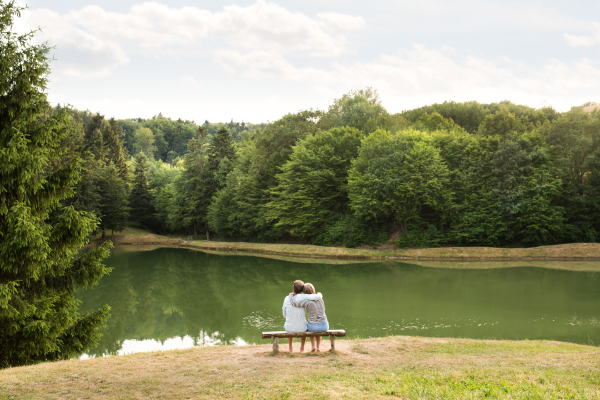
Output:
[262, 330, 346, 353]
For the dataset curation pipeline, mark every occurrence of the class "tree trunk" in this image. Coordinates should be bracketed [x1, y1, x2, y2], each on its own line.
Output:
[111, 229, 114, 241]
[206, 230, 210, 241]
[193, 221, 197, 237]
[101, 230, 105, 239]
[400, 223, 408, 234]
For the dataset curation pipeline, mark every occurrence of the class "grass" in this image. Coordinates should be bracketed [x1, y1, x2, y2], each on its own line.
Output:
[184, 240, 600, 261]
[90, 227, 181, 246]
[1, 336, 598, 399]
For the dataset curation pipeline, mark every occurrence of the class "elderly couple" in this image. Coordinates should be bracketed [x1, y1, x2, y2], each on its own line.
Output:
[282, 280, 329, 353]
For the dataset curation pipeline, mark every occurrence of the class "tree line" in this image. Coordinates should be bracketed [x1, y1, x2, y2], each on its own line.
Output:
[64, 89, 599, 249]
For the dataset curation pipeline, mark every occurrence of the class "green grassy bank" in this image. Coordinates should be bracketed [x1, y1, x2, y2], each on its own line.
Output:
[93, 227, 600, 261]
[1, 336, 598, 399]
[182, 240, 600, 262]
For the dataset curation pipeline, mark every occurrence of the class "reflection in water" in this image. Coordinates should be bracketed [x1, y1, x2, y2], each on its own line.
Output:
[76, 247, 600, 357]
[80, 332, 248, 359]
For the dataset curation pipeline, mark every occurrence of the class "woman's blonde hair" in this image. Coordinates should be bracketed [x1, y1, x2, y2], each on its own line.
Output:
[303, 283, 316, 294]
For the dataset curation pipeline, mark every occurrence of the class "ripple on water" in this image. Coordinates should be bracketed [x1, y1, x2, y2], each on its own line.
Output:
[243, 310, 280, 330]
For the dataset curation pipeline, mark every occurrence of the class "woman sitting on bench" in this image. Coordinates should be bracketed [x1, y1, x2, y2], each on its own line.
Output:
[291, 283, 329, 352]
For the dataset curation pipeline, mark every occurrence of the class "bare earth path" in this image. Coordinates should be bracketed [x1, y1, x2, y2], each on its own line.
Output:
[1, 336, 599, 399]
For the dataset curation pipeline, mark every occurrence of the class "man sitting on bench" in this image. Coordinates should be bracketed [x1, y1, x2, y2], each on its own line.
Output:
[282, 280, 322, 353]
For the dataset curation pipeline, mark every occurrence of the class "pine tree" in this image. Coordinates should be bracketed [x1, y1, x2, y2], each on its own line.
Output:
[208, 127, 235, 170]
[208, 127, 236, 192]
[90, 128, 106, 162]
[179, 127, 211, 238]
[129, 153, 156, 230]
[99, 163, 130, 240]
[0, 2, 112, 367]
[83, 112, 105, 149]
[105, 118, 129, 182]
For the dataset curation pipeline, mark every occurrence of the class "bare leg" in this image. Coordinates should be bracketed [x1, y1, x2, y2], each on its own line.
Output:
[288, 338, 293, 352]
[310, 337, 316, 351]
[316, 336, 321, 351]
[300, 337, 307, 353]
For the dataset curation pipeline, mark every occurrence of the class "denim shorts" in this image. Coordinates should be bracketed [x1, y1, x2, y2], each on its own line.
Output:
[306, 321, 329, 332]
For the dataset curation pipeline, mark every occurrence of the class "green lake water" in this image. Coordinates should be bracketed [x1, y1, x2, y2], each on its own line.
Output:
[77, 247, 600, 357]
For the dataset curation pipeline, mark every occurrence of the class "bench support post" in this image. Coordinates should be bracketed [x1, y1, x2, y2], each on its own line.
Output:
[330, 335, 335, 351]
[273, 337, 279, 353]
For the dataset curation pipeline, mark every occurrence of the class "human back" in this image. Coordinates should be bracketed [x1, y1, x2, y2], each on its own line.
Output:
[282, 280, 307, 333]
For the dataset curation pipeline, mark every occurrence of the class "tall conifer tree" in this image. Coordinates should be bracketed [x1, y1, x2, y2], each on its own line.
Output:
[0, 2, 112, 367]
[129, 153, 156, 230]
[177, 127, 211, 238]
[99, 163, 129, 240]
[105, 118, 129, 182]
[208, 127, 236, 192]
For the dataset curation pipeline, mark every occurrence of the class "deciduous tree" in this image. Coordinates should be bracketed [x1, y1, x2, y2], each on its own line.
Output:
[348, 129, 452, 232]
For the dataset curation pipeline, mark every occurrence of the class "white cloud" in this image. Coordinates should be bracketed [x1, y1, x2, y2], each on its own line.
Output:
[317, 12, 366, 30]
[21, 1, 363, 79]
[15, 0, 600, 117]
[215, 44, 600, 111]
[22, 8, 129, 78]
[564, 22, 600, 47]
[181, 76, 199, 88]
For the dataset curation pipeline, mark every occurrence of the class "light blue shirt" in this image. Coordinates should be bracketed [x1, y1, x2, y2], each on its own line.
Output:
[282, 292, 322, 332]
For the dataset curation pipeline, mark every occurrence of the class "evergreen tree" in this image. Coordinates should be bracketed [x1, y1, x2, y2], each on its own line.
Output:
[83, 112, 105, 150]
[74, 152, 104, 216]
[89, 128, 106, 162]
[129, 153, 156, 230]
[0, 2, 112, 367]
[99, 163, 130, 240]
[105, 118, 129, 182]
[208, 127, 236, 172]
[179, 127, 211, 238]
[207, 126, 236, 197]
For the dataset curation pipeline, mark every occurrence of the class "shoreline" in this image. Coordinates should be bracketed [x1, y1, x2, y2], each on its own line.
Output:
[2, 335, 598, 399]
[180, 240, 600, 262]
[90, 228, 600, 262]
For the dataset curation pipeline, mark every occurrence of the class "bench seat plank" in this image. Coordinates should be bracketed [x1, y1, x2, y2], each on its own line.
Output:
[262, 330, 345, 339]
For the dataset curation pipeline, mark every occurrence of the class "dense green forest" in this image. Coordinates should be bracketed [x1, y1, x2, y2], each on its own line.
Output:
[56, 90, 600, 248]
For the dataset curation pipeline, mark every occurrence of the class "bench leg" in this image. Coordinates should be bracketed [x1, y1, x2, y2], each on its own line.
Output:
[330, 335, 335, 352]
[273, 337, 279, 353]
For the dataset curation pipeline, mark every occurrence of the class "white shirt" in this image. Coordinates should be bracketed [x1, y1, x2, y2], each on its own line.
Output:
[282, 293, 307, 332]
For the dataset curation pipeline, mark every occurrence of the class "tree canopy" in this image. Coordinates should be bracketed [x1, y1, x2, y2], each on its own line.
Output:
[0, 2, 112, 367]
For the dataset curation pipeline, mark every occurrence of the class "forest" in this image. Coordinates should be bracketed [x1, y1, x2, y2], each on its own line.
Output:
[57, 90, 600, 249]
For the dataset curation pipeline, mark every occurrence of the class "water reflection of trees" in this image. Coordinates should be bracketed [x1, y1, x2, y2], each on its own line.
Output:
[78, 249, 600, 356]
[77, 248, 394, 356]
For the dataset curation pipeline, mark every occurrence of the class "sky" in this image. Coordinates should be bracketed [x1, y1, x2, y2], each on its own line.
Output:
[14, 0, 600, 123]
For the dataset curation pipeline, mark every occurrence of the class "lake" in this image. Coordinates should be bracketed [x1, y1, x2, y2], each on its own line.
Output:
[77, 247, 600, 357]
